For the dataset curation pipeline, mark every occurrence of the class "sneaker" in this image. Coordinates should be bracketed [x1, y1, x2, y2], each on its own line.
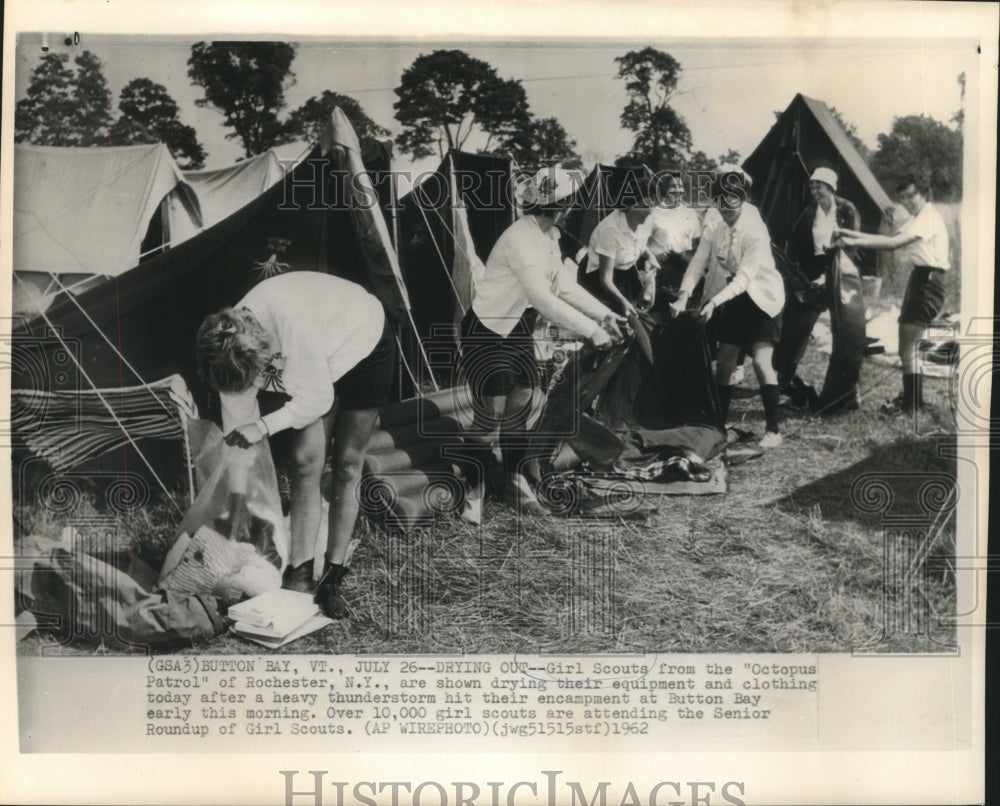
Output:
[759, 431, 783, 449]
[314, 562, 350, 620]
[282, 560, 315, 593]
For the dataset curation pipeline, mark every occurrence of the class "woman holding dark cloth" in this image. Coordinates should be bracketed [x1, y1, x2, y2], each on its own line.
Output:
[459, 166, 625, 522]
[579, 176, 662, 316]
[670, 166, 786, 449]
[774, 167, 861, 394]
[836, 174, 951, 414]
[195, 271, 396, 619]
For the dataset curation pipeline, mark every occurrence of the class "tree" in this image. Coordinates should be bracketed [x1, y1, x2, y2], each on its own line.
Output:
[684, 151, 717, 172]
[110, 78, 206, 169]
[951, 72, 965, 134]
[614, 47, 693, 170]
[870, 114, 963, 200]
[716, 149, 741, 167]
[187, 41, 297, 157]
[282, 90, 389, 145]
[505, 116, 582, 171]
[393, 49, 532, 159]
[15, 50, 112, 145]
[828, 106, 872, 163]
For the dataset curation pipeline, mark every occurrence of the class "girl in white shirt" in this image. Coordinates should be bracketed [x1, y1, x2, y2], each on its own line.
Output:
[671, 167, 786, 449]
[460, 167, 624, 520]
[196, 271, 396, 619]
[837, 174, 950, 413]
[581, 177, 662, 316]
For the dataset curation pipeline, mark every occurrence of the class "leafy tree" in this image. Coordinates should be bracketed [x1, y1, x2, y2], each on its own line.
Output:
[951, 72, 965, 134]
[282, 90, 390, 144]
[393, 49, 532, 159]
[828, 106, 872, 163]
[716, 149, 741, 167]
[683, 151, 717, 172]
[614, 47, 693, 170]
[15, 50, 112, 145]
[110, 78, 206, 169]
[505, 116, 582, 171]
[870, 114, 963, 201]
[187, 41, 297, 157]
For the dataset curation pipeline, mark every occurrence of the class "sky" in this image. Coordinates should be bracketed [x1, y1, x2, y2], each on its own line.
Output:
[13, 33, 978, 178]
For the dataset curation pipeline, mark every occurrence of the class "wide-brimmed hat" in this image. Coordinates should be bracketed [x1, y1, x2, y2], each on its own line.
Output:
[809, 166, 838, 191]
[522, 165, 579, 206]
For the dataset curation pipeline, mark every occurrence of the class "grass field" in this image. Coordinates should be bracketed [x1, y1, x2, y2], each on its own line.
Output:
[15, 326, 960, 658]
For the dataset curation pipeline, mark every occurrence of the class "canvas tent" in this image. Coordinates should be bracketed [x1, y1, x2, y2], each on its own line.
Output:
[11, 109, 428, 493]
[744, 94, 880, 413]
[397, 150, 518, 343]
[742, 93, 893, 269]
[168, 141, 312, 244]
[12, 142, 203, 314]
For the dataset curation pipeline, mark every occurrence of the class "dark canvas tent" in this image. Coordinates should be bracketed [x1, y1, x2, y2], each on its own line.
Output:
[744, 94, 878, 413]
[743, 93, 892, 269]
[397, 150, 517, 343]
[11, 109, 426, 492]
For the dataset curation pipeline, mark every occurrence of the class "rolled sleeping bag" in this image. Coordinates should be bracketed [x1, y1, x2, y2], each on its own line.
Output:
[377, 386, 474, 430]
[383, 482, 462, 530]
[363, 436, 466, 475]
[364, 465, 457, 499]
[367, 410, 475, 454]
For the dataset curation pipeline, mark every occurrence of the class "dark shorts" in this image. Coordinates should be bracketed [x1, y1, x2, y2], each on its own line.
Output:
[578, 254, 647, 315]
[714, 292, 782, 347]
[460, 308, 539, 399]
[334, 314, 396, 411]
[899, 266, 947, 327]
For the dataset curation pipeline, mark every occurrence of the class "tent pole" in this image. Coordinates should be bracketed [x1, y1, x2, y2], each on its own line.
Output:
[180, 410, 196, 505]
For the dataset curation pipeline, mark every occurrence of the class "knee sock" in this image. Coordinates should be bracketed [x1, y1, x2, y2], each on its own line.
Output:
[716, 384, 733, 423]
[902, 373, 923, 409]
[761, 384, 780, 433]
[499, 432, 526, 479]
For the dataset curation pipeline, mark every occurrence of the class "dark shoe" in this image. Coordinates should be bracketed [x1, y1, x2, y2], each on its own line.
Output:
[314, 562, 351, 619]
[282, 560, 315, 593]
[880, 394, 917, 416]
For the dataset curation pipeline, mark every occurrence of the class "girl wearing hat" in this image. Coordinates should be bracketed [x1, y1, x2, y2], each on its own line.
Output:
[670, 167, 786, 448]
[836, 174, 950, 414]
[460, 166, 625, 519]
[580, 174, 662, 316]
[196, 271, 396, 619]
[774, 167, 861, 393]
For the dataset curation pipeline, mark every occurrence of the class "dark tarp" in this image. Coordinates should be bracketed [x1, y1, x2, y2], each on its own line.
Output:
[743, 93, 892, 272]
[817, 249, 866, 412]
[533, 312, 725, 476]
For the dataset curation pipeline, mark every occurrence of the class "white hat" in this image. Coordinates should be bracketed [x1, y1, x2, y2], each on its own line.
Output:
[522, 165, 578, 206]
[717, 163, 752, 188]
[810, 167, 838, 191]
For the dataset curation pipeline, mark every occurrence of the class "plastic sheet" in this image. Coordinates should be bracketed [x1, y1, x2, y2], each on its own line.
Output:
[159, 421, 288, 602]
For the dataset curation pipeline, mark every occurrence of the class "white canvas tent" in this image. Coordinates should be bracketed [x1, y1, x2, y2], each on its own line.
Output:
[13, 142, 203, 314]
[169, 141, 311, 243]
